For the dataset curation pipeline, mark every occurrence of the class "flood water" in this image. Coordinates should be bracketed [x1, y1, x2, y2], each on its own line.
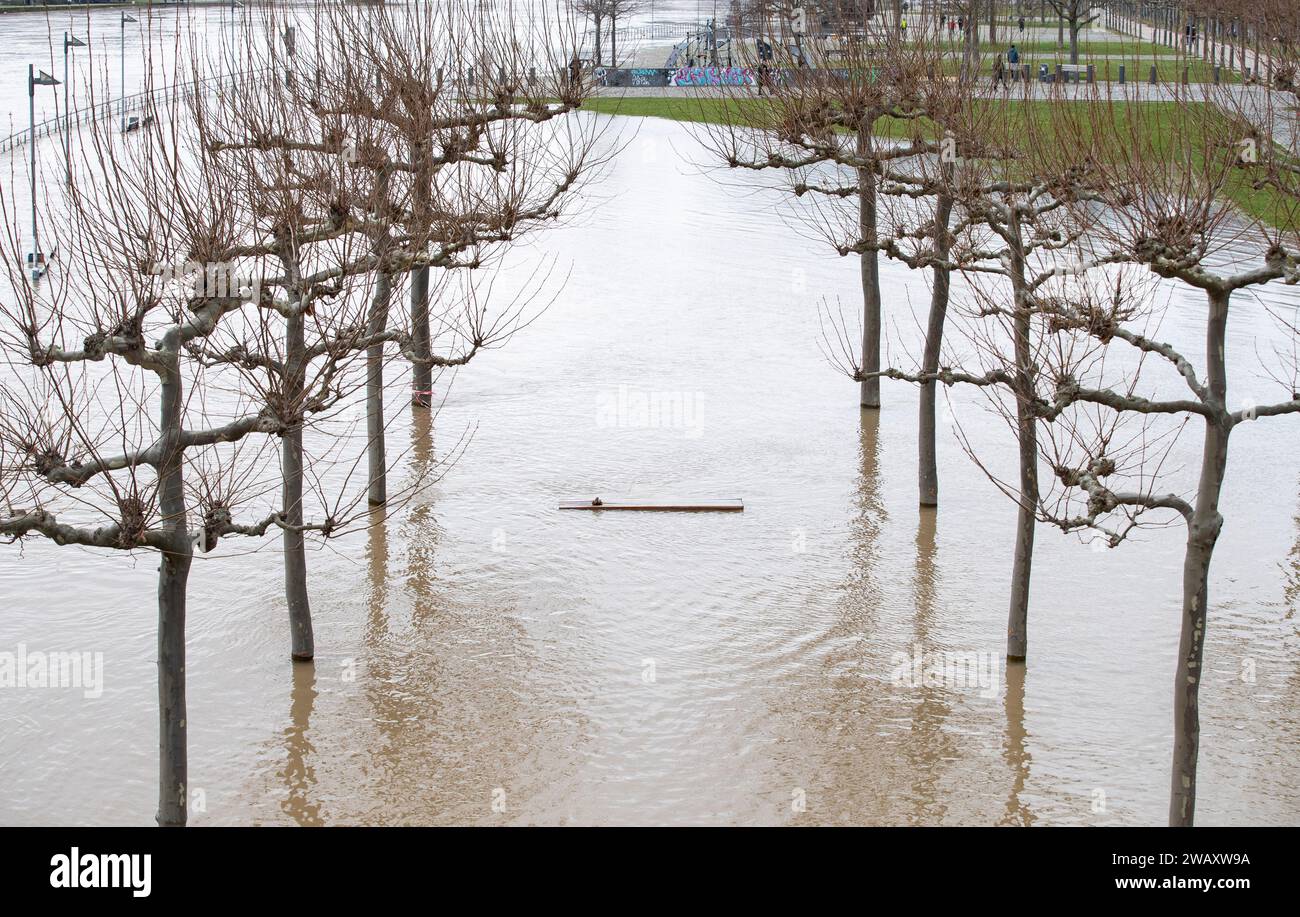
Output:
[1, 21, 1299, 827]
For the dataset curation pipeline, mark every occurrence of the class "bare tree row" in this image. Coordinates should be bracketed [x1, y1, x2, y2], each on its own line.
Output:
[695, 9, 1299, 825]
[0, 0, 609, 826]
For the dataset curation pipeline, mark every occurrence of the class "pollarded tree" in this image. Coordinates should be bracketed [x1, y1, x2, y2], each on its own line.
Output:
[696, 15, 950, 411]
[183, 1, 603, 656]
[0, 86, 367, 825]
[817, 47, 983, 505]
[834, 83, 1122, 660]
[1029, 90, 1300, 825]
[298, 0, 604, 504]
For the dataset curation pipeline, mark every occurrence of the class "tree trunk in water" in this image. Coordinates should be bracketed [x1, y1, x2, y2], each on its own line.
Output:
[1169, 289, 1231, 827]
[1005, 215, 1037, 661]
[857, 122, 881, 409]
[918, 173, 954, 506]
[155, 354, 191, 827]
[368, 272, 393, 506]
[410, 266, 431, 409]
[283, 309, 314, 660]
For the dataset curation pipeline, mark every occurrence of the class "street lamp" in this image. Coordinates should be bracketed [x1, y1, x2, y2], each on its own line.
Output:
[230, 0, 245, 54]
[64, 32, 86, 186]
[27, 65, 61, 282]
[120, 13, 137, 134]
[283, 25, 296, 90]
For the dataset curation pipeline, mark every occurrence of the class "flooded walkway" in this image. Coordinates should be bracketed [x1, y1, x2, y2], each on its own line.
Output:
[2, 112, 1297, 826]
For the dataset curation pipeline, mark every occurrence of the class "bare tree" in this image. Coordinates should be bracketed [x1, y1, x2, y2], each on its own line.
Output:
[194, 2, 604, 658]
[825, 83, 1122, 662]
[1023, 90, 1300, 825]
[954, 0, 984, 80]
[607, 0, 647, 68]
[572, 0, 608, 66]
[696, 14, 948, 412]
[812, 46, 977, 505]
[0, 0, 605, 825]
[0, 74, 363, 825]
[1046, 1, 1100, 63]
[298, 0, 603, 511]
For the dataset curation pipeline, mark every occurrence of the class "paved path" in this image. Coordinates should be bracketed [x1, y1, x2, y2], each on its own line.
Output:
[590, 80, 1298, 153]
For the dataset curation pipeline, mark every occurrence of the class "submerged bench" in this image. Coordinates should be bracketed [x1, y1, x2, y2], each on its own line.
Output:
[558, 498, 744, 512]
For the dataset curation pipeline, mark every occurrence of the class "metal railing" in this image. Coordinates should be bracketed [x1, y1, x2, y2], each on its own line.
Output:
[0, 67, 268, 155]
[586, 20, 698, 43]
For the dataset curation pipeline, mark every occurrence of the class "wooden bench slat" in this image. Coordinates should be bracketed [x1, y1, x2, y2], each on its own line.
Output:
[558, 498, 744, 512]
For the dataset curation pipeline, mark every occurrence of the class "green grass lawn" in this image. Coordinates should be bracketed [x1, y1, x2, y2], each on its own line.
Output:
[582, 96, 1294, 231]
[973, 39, 1184, 58]
[941, 55, 1240, 84]
[1014, 56, 1242, 85]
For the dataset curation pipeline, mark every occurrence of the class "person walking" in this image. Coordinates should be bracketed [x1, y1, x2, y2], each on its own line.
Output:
[1007, 42, 1020, 83]
[992, 52, 1007, 90]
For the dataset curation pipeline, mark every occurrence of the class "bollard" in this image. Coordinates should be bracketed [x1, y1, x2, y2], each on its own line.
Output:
[1087, 64, 1095, 83]
[1182, 65, 1189, 85]
[1056, 63, 1063, 83]
[1149, 64, 1158, 84]
[1119, 64, 1126, 84]
[1213, 65, 1220, 84]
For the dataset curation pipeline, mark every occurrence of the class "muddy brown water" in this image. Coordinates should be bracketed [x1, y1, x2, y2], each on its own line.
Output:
[1, 110, 1298, 826]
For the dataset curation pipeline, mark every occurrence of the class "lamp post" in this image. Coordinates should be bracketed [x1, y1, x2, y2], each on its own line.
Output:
[28, 65, 61, 282]
[64, 32, 86, 186]
[231, 0, 244, 59]
[283, 25, 296, 90]
[120, 12, 137, 134]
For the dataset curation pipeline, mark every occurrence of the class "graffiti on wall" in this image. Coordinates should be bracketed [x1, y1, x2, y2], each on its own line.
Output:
[587, 67, 764, 89]
[630, 68, 669, 87]
[669, 66, 755, 87]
